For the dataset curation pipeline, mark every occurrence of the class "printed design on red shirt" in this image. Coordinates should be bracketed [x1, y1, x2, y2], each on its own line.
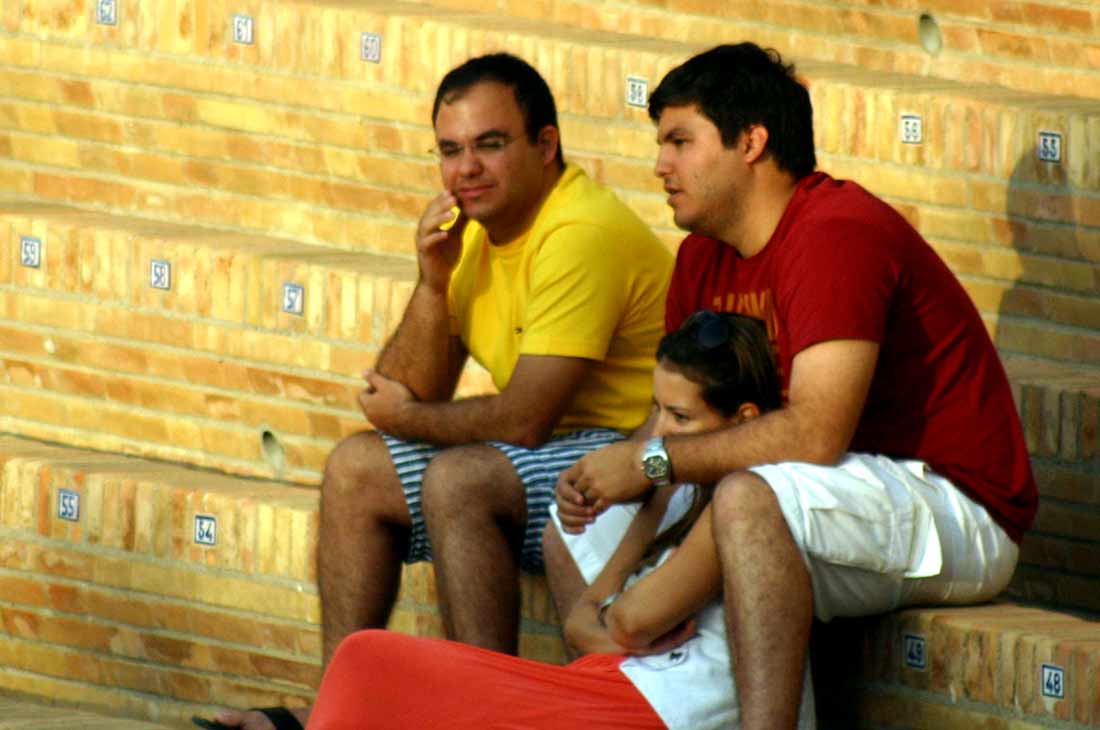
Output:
[709, 288, 787, 394]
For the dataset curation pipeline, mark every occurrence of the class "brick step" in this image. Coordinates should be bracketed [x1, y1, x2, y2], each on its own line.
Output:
[1, 207, 1096, 617]
[1, 1, 1098, 239]
[3, 434, 1097, 729]
[0, 694, 174, 730]
[0, 203, 1095, 482]
[409, 0, 1100, 101]
[2, 1, 1098, 368]
[0, 434, 563, 726]
[813, 601, 1100, 730]
[1000, 356, 1100, 616]
[0, 0, 684, 250]
[0, 202, 492, 481]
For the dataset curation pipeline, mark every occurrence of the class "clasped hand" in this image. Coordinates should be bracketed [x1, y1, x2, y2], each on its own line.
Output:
[358, 370, 415, 434]
[555, 439, 651, 534]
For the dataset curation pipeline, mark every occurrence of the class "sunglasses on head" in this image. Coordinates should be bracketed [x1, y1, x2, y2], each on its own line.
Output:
[684, 310, 732, 350]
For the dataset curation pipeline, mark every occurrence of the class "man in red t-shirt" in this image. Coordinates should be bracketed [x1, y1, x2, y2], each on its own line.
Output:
[551, 43, 1037, 730]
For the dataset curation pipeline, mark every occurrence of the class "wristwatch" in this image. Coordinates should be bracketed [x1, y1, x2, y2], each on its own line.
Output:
[641, 436, 672, 487]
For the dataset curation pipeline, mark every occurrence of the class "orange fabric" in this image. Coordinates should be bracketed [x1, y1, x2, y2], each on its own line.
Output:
[307, 630, 666, 730]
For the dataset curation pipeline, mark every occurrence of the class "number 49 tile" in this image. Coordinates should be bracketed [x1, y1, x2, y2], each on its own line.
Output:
[903, 633, 926, 670]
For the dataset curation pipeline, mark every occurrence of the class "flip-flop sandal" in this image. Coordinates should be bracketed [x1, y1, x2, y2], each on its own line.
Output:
[192, 707, 304, 730]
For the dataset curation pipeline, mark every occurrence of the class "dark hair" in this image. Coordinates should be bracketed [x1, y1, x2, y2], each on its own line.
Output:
[648, 43, 816, 179]
[633, 311, 781, 569]
[432, 53, 564, 167]
[656, 310, 782, 417]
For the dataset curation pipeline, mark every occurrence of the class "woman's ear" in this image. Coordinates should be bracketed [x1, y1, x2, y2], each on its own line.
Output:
[732, 402, 761, 424]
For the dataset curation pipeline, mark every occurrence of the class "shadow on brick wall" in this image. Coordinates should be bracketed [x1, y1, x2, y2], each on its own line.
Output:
[995, 150, 1092, 364]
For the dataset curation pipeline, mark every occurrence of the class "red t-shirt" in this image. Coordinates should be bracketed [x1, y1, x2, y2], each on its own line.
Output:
[667, 172, 1037, 542]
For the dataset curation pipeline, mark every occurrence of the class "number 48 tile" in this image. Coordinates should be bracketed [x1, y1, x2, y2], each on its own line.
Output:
[1041, 664, 1065, 699]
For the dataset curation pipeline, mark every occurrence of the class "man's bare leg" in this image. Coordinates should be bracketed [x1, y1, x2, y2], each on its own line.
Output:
[214, 431, 411, 730]
[422, 445, 526, 653]
[542, 525, 587, 659]
[317, 431, 413, 663]
[712, 471, 813, 730]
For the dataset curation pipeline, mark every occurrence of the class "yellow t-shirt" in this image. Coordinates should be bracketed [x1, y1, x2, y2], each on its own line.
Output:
[448, 164, 672, 433]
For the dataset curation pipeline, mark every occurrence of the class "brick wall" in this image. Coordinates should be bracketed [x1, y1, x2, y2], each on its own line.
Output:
[1, 1, 1096, 366]
[421, 0, 1100, 100]
[0, 2, 1097, 727]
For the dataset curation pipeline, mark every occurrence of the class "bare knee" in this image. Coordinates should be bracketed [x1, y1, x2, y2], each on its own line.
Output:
[322, 432, 406, 520]
[421, 445, 523, 523]
[712, 471, 782, 542]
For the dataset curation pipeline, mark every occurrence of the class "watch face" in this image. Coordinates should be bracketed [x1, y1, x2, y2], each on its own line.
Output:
[643, 455, 667, 480]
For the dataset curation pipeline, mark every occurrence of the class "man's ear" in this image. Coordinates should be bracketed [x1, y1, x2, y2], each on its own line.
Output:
[537, 125, 561, 165]
[742, 124, 770, 165]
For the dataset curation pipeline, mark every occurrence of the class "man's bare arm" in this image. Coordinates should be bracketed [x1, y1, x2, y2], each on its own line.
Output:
[374, 283, 468, 403]
[669, 338, 878, 483]
[604, 505, 720, 651]
[565, 339, 880, 507]
[373, 191, 469, 403]
[361, 353, 592, 448]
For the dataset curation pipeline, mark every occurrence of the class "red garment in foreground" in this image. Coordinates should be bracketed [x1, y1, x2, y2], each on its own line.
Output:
[306, 630, 666, 730]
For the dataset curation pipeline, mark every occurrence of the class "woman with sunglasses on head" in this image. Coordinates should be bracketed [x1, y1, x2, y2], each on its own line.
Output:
[302, 311, 814, 730]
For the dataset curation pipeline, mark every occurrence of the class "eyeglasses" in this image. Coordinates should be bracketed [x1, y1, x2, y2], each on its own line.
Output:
[684, 310, 732, 350]
[430, 134, 520, 161]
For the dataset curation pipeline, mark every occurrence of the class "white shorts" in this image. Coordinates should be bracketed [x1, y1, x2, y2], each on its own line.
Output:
[551, 454, 1019, 622]
[753, 453, 1018, 621]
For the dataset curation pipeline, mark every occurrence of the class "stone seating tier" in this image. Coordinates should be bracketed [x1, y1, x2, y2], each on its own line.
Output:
[0, 0, 1097, 369]
[1, 433, 1099, 729]
[0, 2, 1098, 729]
[407, 0, 1100, 101]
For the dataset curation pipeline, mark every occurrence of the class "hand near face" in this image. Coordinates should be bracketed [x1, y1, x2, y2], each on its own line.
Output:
[415, 191, 467, 294]
[358, 369, 416, 433]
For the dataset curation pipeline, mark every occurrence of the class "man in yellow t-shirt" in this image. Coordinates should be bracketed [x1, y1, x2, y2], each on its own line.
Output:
[352, 49, 670, 666]
[214, 51, 673, 730]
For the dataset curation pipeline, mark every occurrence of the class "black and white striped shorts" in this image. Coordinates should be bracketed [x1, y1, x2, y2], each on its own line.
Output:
[382, 428, 625, 573]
